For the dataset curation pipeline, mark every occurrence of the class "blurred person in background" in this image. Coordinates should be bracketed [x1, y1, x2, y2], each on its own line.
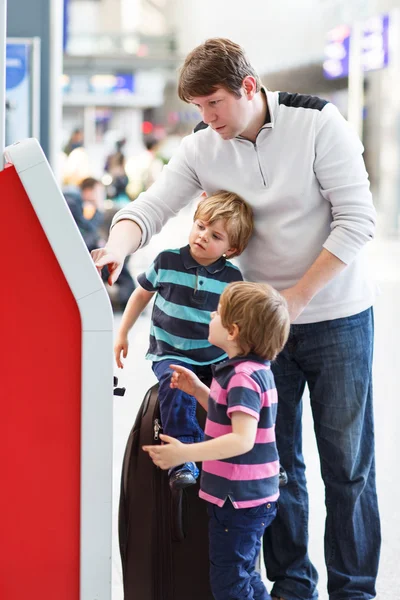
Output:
[104, 138, 129, 201]
[62, 129, 93, 188]
[63, 127, 84, 156]
[124, 136, 165, 199]
[64, 178, 135, 311]
[92, 38, 379, 600]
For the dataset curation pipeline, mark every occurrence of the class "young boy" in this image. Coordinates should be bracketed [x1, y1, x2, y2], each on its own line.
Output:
[114, 192, 254, 490]
[143, 281, 290, 600]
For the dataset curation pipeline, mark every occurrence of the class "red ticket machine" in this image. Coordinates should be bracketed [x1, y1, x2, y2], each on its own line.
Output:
[1, 139, 113, 599]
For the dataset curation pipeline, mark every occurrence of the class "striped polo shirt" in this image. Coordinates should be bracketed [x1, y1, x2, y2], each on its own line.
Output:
[199, 355, 280, 508]
[137, 245, 242, 365]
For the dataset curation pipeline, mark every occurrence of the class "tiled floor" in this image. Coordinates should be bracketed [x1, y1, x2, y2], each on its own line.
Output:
[111, 205, 399, 599]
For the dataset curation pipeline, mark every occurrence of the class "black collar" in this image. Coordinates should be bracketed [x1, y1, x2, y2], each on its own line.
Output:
[212, 353, 270, 375]
[261, 87, 271, 125]
[180, 244, 227, 274]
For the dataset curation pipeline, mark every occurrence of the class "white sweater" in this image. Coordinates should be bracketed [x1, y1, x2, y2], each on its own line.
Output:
[112, 90, 377, 324]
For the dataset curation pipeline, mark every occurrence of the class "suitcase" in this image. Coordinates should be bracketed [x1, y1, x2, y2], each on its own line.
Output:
[118, 383, 213, 600]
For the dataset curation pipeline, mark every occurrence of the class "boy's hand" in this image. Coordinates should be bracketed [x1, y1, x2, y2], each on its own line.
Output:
[143, 434, 187, 470]
[114, 336, 128, 369]
[170, 364, 201, 396]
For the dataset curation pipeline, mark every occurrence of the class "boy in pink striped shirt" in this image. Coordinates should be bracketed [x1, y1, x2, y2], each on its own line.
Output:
[144, 281, 290, 600]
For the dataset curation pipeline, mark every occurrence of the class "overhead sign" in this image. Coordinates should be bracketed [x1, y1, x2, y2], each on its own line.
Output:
[323, 14, 389, 79]
[62, 73, 135, 95]
[6, 43, 31, 145]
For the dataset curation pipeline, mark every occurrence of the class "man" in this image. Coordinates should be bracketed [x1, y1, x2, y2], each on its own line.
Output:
[92, 38, 380, 600]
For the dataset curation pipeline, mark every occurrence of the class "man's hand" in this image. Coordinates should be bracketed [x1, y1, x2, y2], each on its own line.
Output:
[280, 249, 347, 322]
[280, 286, 310, 322]
[91, 247, 125, 285]
[143, 434, 187, 470]
[114, 335, 129, 369]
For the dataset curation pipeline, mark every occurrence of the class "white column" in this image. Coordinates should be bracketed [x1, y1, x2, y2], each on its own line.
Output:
[49, 0, 64, 181]
[347, 20, 364, 141]
[379, 9, 400, 237]
[83, 105, 97, 148]
[121, 0, 140, 32]
[0, 0, 7, 170]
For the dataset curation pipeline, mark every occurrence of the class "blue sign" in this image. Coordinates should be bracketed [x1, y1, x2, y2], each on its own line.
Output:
[63, 0, 69, 52]
[323, 14, 389, 79]
[6, 43, 29, 90]
[6, 42, 32, 145]
[88, 73, 135, 94]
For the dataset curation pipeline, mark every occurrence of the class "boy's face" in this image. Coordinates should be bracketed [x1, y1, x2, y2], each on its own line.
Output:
[191, 85, 252, 140]
[189, 218, 236, 265]
[208, 304, 229, 351]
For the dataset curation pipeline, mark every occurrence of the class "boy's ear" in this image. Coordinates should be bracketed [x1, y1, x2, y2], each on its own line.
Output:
[227, 323, 240, 341]
[224, 247, 237, 258]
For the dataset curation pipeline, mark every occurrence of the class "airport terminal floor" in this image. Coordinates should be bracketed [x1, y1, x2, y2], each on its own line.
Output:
[111, 202, 399, 600]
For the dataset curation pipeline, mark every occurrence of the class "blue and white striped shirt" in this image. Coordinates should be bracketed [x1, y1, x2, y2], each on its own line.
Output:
[137, 245, 242, 365]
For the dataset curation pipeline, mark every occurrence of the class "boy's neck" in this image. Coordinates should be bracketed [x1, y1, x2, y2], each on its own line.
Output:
[188, 248, 224, 267]
[226, 342, 242, 359]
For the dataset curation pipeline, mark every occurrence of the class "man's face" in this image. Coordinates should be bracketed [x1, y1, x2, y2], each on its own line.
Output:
[191, 86, 251, 140]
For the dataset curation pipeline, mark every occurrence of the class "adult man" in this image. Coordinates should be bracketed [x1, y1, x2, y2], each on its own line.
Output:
[92, 38, 379, 600]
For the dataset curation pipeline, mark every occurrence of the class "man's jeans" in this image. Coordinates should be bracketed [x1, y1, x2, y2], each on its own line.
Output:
[152, 359, 209, 443]
[263, 308, 381, 600]
[208, 500, 277, 600]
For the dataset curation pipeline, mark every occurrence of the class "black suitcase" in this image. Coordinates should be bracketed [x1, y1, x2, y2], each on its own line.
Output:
[118, 383, 213, 600]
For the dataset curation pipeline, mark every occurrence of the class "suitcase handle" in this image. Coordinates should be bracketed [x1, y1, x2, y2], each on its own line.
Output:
[170, 488, 185, 542]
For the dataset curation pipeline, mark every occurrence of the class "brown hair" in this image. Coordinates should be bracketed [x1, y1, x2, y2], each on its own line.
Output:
[79, 177, 101, 191]
[178, 38, 261, 103]
[219, 282, 290, 360]
[194, 191, 254, 257]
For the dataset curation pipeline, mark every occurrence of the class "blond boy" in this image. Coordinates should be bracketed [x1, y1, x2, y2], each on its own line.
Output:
[115, 192, 253, 490]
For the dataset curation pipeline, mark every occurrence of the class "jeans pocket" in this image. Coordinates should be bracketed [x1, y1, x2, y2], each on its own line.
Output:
[245, 502, 277, 532]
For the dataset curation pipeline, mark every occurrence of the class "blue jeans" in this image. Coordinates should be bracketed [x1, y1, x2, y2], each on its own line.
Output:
[208, 500, 277, 600]
[152, 359, 209, 443]
[263, 308, 381, 600]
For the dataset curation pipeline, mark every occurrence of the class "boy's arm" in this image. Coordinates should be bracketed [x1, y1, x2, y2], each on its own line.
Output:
[118, 285, 155, 335]
[143, 412, 257, 469]
[191, 383, 210, 411]
[185, 412, 257, 461]
[169, 364, 210, 410]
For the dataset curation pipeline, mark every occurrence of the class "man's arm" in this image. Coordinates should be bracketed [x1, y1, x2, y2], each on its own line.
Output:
[92, 135, 203, 283]
[281, 248, 346, 321]
[283, 103, 376, 321]
[111, 135, 202, 246]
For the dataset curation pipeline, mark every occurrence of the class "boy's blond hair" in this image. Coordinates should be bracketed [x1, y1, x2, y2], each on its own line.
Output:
[194, 191, 253, 257]
[220, 282, 290, 361]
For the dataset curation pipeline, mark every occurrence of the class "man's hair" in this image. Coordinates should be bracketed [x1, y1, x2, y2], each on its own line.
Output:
[193, 191, 254, 257]
[219, 282, 290, 361]
[178, 38, 261, 103]
[79, 177, 100, 192]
